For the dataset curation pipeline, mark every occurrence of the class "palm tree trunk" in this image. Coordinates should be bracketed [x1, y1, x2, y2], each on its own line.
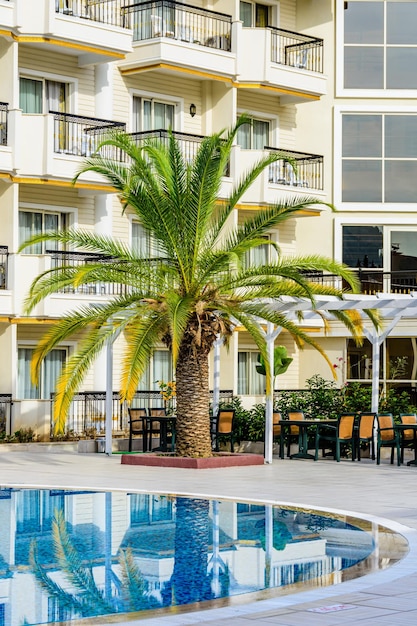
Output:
[172, 497, 212, 604]
[175, 343, 212, 457]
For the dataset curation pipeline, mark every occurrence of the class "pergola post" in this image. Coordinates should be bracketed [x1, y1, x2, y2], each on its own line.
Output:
[212, 335, 222, 420]
[105, 337, 113, 455]
[265, 323, 282, 464]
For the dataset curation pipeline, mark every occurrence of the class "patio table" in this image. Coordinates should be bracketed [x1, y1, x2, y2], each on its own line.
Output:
[148, 416, 176, 452]
[279, 419, 338, 460]
[395, 423, 417, 466]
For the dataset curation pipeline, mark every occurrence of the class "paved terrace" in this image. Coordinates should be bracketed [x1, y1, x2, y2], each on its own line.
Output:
[1, 448, 417, 625]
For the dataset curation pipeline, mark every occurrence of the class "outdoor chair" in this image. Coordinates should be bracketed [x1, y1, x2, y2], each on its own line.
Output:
[285, 410, 305, 457]
[399, 413, 417, 464]
[376, 413, 401, 466]
[212, 409, 235, 452]
[356, 412, 376, 461]
[314, 413, 356, 462]
[148, 407, 169, 451]
[273, 411, 283, 457]
[128, 407, 148, 452]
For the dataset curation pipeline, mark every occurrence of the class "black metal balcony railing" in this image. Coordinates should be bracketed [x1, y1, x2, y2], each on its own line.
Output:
[0, 246, 8, 290]
[269, 26, 323, 74]
[47, 250, 129, 296]
[130, 128, 230, 175]
[51, 389, 233, 434]
[130, 128, 204, 161]
[302, 269, 417, 295]
[123, 0, 232, 51]
[55, 0, 127, 28]
[0, 394, 13, 436]
[267, 148, 324, 190]
[0, 103, 8, 146]
[51, 111, 125, 159]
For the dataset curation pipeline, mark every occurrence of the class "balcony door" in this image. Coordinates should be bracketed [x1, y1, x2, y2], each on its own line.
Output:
[240, 1, 269, 27]
[19, 77, 68, 114]
[132, 96, 175, 133]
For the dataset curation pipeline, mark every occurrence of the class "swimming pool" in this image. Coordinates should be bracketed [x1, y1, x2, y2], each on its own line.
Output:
[0, 487, 408, 624]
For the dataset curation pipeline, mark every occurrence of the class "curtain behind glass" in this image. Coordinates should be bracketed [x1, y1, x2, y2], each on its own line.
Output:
[153, 350, 172, 389]
[18, 348, 40, 399]
[46, 81, 67, 113]
[238, 352, 249, 394]
[237, 123, 251, 149]
[240, 1, 252, 27]
[19, 78, 43, 114]
[44, 350, 66, 400]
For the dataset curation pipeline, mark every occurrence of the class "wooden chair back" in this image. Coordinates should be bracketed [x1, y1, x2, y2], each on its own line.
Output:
[149, 407, 167, 418]
[273, 411, 282, 437]
[128, 407, 147, 434]
[338, 414, 355, 440]
[377, 413, 395, 440]
[358, 412, 376, 439]
[217, 409, 235, 434]
[400, 413, 417, 440]
[287, 410, 305, 435]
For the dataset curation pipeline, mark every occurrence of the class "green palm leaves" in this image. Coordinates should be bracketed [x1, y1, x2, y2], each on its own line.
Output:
[21, 121, 375, 446]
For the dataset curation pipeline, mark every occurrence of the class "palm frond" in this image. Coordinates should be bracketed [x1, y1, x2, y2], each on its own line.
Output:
[118, 548, 148, 611]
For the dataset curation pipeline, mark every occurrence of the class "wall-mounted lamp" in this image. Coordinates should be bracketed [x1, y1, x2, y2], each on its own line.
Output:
[189, 103, 197, 118]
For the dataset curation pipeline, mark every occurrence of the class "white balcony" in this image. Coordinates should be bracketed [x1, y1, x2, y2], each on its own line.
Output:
[14, 0, 132, 65]
[232, 147, 326, 206]
[0, 0, 15, 31]
[15, 111, 125, 186]
[236, 27, 327, 103]
[119, 0, 234, 79]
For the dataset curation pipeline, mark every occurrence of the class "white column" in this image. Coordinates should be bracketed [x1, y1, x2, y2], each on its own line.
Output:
[95, 63, 113, 120]
[105, 337, 113, 455]
[212, 336, 222, 418]
[264, 324, 282, 464]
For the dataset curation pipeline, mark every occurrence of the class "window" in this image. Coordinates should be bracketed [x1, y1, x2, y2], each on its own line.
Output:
[132, 221, 165, 258]
[238, 351, 264, 395]
[240, 1, 269, 27]
[137, 350, 173, 391]
[237, 118, 270, 149]
[19, 77, 68, 114]
[19, 210, 66, 254]
[132, 96, 175, 132]
[18, 347, 67, 400]
[347, 337, 417, 402]
[130, 494, 174, 524]
[342, 113, 417, 202]
[341, 224, 417, 291]
[244, 235, 271, 268]
[343, 1, 417, 90]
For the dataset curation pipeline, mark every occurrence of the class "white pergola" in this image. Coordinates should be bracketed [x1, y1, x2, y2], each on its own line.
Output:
[212, 292, 417, 464]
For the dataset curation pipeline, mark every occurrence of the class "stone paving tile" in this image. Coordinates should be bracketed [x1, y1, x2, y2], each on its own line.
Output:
[252, 606, 397, 625]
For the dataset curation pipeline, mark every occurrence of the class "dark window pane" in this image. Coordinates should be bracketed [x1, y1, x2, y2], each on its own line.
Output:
[342, 160, 382, 202]
[344, 1, 384, 44]
[385, 161, 417, 202]
[385, 116, 417, 157]
[342, 225, 383, 268]
[387, 48, 417, 89]
[387, 2, 417, 44]
[342, 115, 382, 157]
[344, 47, 384, 88]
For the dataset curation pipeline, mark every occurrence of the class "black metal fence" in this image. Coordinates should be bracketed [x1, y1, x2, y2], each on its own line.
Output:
[51, 389, 234, 435]
[0, 395, 13, 436]
[302, 269, 417, 295]
[130, 128, 205, 162]
[46, 250, 130, 296]
[51, 111, 125, 159]
[267, 148, 324, 190]
[0, 103, 8, 146]
[0, 246, 8, 290]
[55, 0, 127, 28]
[270, 26, 323, 73]
[123, 0, 232, 51]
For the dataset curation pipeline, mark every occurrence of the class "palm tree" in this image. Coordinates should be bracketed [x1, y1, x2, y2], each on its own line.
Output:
[21, 121, 375, 457]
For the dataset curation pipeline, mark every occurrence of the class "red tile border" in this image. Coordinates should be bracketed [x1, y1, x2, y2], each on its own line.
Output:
[120, 452, 265, 468]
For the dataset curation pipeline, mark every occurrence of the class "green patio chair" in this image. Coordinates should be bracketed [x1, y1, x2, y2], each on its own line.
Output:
[314, 413, 356, 462]
[376, 413, 401, 466]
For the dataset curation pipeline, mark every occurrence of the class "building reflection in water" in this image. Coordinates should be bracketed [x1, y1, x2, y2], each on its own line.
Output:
[0, 487, 407, 625]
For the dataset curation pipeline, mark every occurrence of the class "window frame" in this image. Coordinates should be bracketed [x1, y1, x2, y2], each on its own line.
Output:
[130, 89, 183, 133]
[19, 68, 76, 114]
[17, 344, 69, 400]
[336, 0, 417, 98]
[334, 104, 417, 209]
[236, 111, 277, 150]
[18, 203, 75, 254]
[237, 350, 265, 395]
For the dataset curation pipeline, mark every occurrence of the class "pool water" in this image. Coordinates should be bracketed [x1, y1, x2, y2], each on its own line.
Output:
[0, 487, 408, 625]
